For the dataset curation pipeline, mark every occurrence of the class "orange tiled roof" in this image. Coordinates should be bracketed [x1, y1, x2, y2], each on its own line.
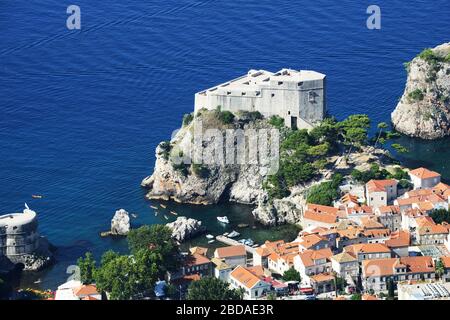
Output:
[362, 294, 378, 300]
[409, 167, 440, 179]
[310, 273, 335, 283]
[344, 243, 391, 256]
[307, 204, 339, 215]
[230, 266, 263, 289]
[363, 228, 390, 238]
[376, 205, 401, 215]
[186, 253, 211, 267]
[298, 248, 333, 267]
[359, 217, 384, 229]
[340, 193, 359, 204]
[366, 179, 397, 193]
[363, 258, 398, 277]
[73, 284, 99, 297]
[399, 256, 434, 273]
[298, 234, 326, 249]
[304, 210, 338, 224]
[215, 245, 246, 258]
[441, 256, 450, 269]
[385, 230, 410, 248]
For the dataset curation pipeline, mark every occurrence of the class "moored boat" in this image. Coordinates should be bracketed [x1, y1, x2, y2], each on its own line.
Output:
[217, 216, 229, 224]
[32, 195, 43, 199]
[206, 234, 214, 239]
[160, 204, 167, 209]
[227, 230, 240, 238]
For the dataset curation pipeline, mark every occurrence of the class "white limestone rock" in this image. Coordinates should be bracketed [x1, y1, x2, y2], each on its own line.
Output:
[391, 42, 450, 139]
[110, 209, 130, 236]
[166, 216, 206, 242]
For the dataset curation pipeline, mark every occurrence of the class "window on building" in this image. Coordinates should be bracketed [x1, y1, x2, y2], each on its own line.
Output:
[271, 93, 275, 97]
[278, 81, 283, 85]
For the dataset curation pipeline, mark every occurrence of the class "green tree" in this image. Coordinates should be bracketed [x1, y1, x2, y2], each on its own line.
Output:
[430, 209, 450, 224]
[375, 122, 388, 147]
[77, 252, 96, 284]
[186, 277, 243, 300]
[350, 293, 362, 300]
[282, 267, 301, 282]
[435, 258, 445, 280]
[94, 249, 160, 300]
[387, 278, 395, 299]
[391, 143, 409, 154]
[266, 292, 277, 300]
[182, 113, 194, 126]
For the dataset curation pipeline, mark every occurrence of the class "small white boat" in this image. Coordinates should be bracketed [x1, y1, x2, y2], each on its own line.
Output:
[208, 240, 215, 244]
[32, 195, 43, 199]
[206, 234, 214, 239]
[154, 212, 158, 216]
[217, 216, 229, 224]
[170, 211, 178, 216]
[160, 204, 167, 209]
[131, 213, 138, 218]
[228, 230, 240, 238]
[223, 232, 229, 237]
[33, 279, 41, 284]
[150, 205, 158, 210]
[164, 215, 169, 220]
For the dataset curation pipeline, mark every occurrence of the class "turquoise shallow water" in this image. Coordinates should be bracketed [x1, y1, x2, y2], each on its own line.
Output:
[0, 0, 449, 290]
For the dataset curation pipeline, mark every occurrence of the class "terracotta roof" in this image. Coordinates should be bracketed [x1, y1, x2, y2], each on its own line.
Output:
[186, 253, 211, 267]
[189, 246, 208, 256]
[298, 248, 333, 267]
[82, 296, 99, 301]
[366, 179, 397, 193]
[418, 223, 448, 235]
[337, 226, 364, 240]
[304, 210, 338, 224]
[331, 252, 358, 263]
[406, 189, 434, 197]
[376, 205, 400, 215]
[247, 265, 265, 278]
[298, 234, 326, 249]
[441, 256, 450, 269]
[363, 228, 390, 239]
[385, 230, 410, 248]
[409, 167, 440, 179]
[359, 217, 384, 229]
[215, 245, 246, 258]
[307, 204, 339, 215]
[363, 258, 398, 277]
[340, 193, 359, 204]
[73, 285, 99, 297]
[230, 266, 264, 289]
[433, 182, 450, 195]
[362, 294, 378, 300]
[344, 243, 391, 256]
[414, 202, 434, 212]
[399, 256, 434, 273]
[310, 273, 335, 283]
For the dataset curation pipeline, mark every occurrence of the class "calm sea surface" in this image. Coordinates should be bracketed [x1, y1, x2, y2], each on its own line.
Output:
[0, 0, 449, 289]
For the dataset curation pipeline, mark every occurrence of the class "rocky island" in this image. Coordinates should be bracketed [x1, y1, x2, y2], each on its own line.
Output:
[391, 42, 450, 139]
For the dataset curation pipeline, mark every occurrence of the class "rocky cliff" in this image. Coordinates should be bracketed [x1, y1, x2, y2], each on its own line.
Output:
[141, 110, 271, 205]
[391, 42, 450, 139]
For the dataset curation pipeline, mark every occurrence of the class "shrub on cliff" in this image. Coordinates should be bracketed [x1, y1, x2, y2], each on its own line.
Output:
[408, 89, 424, 102]
[269, 115, 285, 128]
[192, 163, 210, 178]
[306, 174, 343, 206]
[182, 113, 194, 126]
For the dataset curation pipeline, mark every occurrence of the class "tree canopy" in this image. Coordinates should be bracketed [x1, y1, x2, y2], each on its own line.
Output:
[186, 277, 244, 300]
[282, 267, 301, 282]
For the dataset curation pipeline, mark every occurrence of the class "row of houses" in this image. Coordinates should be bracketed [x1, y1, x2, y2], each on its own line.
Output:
[167, 167, 450, 299]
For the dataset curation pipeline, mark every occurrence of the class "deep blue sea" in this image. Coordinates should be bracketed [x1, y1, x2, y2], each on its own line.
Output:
[1, 0, 449, 289]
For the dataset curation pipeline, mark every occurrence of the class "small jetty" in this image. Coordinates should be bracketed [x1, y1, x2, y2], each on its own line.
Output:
[216, 235, 255, 254]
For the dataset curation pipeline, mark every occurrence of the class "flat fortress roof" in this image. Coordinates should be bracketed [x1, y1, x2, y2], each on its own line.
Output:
[198, 68, 326, 94]
[0, 210, 37, 227]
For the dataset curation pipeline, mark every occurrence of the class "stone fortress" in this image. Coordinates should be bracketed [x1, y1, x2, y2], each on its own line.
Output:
[0, 204, 53, 271]
[194, 68, 326, 129]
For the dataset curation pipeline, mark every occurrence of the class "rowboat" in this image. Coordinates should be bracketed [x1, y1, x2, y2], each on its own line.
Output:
[206, 234, 214, 239]
[150, 206, 158, 210]
[160, 204, 167, 209]
[164, 215, 169, 220]
[170, 211, 178, 216]
[217, 216, 229, 224]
